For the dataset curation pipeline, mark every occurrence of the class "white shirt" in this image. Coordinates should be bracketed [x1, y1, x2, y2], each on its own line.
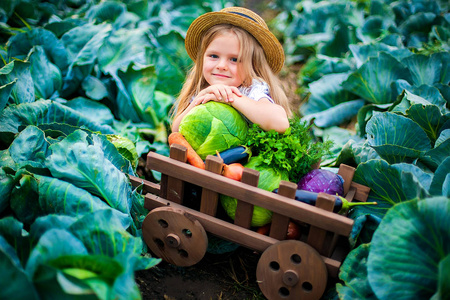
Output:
[238, 78, 274, 103]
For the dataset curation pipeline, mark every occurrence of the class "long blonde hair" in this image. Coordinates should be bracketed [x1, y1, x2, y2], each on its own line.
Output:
[172, 24, 292, 120]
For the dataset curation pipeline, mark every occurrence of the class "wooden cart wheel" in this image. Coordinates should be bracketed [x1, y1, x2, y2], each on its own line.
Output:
[256, 240, 328, 300]
[142, 207, 208, 267]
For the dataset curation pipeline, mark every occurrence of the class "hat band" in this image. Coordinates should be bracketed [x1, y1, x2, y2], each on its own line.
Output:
[229, 11, 257, 23]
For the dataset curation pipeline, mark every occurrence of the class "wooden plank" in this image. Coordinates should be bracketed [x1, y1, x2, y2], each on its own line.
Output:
[144, 193, 342, 277]
[200, 155, 223, 216]
[165, 144, 187, 204]
[351, 182, 371, 202]
[234, 168, 259, 229]
[307, 193, 336, 255]
[269, 181, 296, 240]
[129, 175, 160, 196]
[338, 164, 355, 195]
[146, 151, 354, 236]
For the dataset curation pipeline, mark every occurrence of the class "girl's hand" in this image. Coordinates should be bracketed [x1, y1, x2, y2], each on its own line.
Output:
[196, 84, 242, 104]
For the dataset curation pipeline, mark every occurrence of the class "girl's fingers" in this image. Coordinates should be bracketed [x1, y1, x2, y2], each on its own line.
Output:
[231, 86, 242, 96]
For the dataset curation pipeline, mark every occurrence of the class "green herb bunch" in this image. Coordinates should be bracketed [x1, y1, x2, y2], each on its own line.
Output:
[246, 116, 332, 183]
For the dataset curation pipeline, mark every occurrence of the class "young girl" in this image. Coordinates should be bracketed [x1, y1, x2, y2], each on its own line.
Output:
[171, 7, 291, 133]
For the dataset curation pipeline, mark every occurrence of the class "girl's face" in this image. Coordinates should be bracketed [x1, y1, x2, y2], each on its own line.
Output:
[202, 32, 244, 88]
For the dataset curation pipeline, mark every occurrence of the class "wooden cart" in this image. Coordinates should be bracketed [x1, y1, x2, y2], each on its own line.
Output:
[130, 144, 370, 300]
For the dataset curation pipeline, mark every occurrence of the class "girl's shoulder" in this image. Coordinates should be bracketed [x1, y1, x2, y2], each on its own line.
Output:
[239, 78, 269, 93]
[238, 78, 273, 103]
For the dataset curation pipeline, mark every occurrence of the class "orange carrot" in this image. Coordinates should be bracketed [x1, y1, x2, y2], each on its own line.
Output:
[168, 132, 205, 169]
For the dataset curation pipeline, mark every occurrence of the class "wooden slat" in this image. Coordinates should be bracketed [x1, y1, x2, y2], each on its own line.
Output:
[338, 164, 355, 195]
[199, 155, 223, 216]
[129, 175, 161, 195]
[269, 181, 296, 240]
[234, 168, 259, 229]
[144, 193, 342, 277]
[164, 144, 188, 204]
[351, 182, 370, 202]
[146, 151, 354, 236]
[306, 193, 336, 255]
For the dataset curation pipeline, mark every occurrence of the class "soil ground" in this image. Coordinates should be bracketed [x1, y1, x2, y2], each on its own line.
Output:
[135, 246, 265, 300]
[135, 243, 341, 300]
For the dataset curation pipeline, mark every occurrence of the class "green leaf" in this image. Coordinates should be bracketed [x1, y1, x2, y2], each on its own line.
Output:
[25, 229, 88, 278]
[29, 215, 77, 241]
[366, 111, 431, 164]
[7, 28, 69, 71]
[343, 52, 412, 104]
[367, 197, 450, 300]
[60, 23, 111, 97]
[10, 170, 41, 224]
[389, 88, 444, 115]
[431, 254, 450, 300]
[0, 60, 35, 105]
[98, 27, 150, 76]
[356, 102, 391, 137]
[301, 72, 356, 115]
[47, 130, 131, 214]
[81, 75, 109, 101]
[48, 254, 123, 298]
[406, 103, 449, 144]
[337, 243, 377, 299]
[8, 125, 51, 169]
[114, 64, 159, 124]
[0, 79, 16, 112]
[302, 99, 365, 128]
[429, 157, 450, 196]
[28, 46, 62, 99]
[0, 236, 39, 300]
[298, 54, 352, 85]
[63, 97, 114, 126]
[0, 167, 15, 212]
[86, 1, 126, 24]
[0, 100, 114, 138]
[0, 217, 32, 265]
[349, 43, 411, 68]
[354, 159, 429, 209]
[421, 131, 450, 170]
[401, 52, 450, 86]
[146, 31, 190, 95]
[35, 175, 129, 221]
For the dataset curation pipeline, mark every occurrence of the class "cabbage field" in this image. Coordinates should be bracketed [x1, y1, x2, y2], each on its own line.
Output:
[0, 0, 449, 299]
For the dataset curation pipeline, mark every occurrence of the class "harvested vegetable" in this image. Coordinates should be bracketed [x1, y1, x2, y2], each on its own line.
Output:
[222, 163, 244, 181]
[168, 132, 205, 169]
[297, 169, 344, 196]
[246, 116, 332, 182]
[179, 102, 249, 159]
[256, 222, 301, 240]
[272, 188, 377, 214]
[215, 146, 251, 165]
[220, 156, 288, 226]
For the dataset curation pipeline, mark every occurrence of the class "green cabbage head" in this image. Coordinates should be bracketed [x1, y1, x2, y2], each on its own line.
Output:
[220, 156, 289, 227]
[179, 102, 248, 159]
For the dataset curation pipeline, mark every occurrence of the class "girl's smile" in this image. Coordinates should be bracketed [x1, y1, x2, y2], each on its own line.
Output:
[202, 32, 243, 87]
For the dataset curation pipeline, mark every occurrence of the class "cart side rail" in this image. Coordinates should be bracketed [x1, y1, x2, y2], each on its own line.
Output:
[145, 145, 354, 237]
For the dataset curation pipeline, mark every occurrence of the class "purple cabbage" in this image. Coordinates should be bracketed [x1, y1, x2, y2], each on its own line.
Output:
[297, 169, 344, 196]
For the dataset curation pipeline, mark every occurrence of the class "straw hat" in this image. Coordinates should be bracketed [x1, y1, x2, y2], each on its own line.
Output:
[185, 7, 285, 74]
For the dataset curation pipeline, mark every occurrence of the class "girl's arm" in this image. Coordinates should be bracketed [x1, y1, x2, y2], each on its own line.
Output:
[230, 95, 289, 133]
[172, 100, 198, 132]
[172, 84, 242, 132]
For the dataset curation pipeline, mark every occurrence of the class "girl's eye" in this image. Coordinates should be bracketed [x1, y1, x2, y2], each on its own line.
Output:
[231, 58, 238, 62]
[210, 54, 218, 58]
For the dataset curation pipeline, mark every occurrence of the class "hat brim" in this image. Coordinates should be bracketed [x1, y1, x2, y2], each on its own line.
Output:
[185, 11, 285, 74]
